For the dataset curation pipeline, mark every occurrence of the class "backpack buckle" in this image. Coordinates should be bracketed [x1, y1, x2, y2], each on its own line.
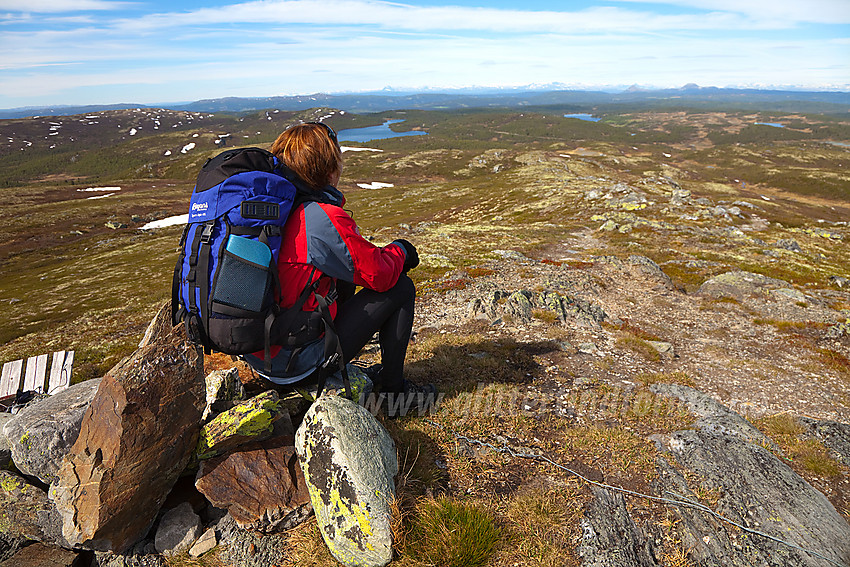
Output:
[200, 222, 214, 243]
[324, 287, 338, 305]
[321, 352, 340, 369]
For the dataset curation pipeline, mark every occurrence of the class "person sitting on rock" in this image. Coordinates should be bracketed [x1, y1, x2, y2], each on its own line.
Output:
[241, 122, 437, 417]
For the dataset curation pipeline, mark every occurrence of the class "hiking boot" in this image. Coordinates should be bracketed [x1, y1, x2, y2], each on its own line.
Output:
[381, 379, 439, 419]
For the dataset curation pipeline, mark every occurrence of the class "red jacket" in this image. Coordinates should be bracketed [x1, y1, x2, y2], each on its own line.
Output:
[277, 200, 407, 314]
[262, 187, 407, 360]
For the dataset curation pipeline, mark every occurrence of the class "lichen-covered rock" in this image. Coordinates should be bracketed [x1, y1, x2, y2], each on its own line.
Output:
[0, 470, 68, 547]
[295, 395, 397, 567]
[3, 378, 101, 485]
[505, 290, 534, 322]
[650, 383, 778, 450]
[194, 390, 282, 460]
[202, 367, 245, 421]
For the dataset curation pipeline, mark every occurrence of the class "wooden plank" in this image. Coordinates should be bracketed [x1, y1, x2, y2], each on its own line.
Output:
[24, 354, 49, 393]
[47, 350, 73, 395]
[0, 359, 23, 398]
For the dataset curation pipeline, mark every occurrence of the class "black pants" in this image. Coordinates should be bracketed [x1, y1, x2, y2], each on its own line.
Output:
[334, 274, 415, 393]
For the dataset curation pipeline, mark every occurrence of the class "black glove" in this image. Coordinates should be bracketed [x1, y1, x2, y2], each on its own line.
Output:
[393, 239, 419, 272]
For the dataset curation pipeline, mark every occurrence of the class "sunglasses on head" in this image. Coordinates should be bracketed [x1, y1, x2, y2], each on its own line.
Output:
[305, 121, 339, 148]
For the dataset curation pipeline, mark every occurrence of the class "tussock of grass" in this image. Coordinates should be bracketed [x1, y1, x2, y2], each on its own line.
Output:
[616, 335, 662, 362]
[403, 497, 500, 567]
[755, 413, 844, 479]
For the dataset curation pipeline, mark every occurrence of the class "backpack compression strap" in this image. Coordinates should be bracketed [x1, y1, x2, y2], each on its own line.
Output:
[313, 284, 351, 400]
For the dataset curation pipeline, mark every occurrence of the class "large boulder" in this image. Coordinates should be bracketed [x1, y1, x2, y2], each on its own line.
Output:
[3, 378, 101, 485]
[50, 322, 205, 554]
[295, 395, 398, 567]
[0, 469, 68, 548]
[195, 434, 311, 533]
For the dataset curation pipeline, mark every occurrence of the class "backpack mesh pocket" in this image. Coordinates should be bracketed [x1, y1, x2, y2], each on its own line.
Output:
[212, 236, 273, 313]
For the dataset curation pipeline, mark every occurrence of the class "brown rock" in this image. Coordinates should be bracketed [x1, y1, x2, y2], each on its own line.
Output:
[138, 300, 172, 349]
[0, 542, 80, 567]
[195, 435, 311, 533]
[50, 322, 205, 554]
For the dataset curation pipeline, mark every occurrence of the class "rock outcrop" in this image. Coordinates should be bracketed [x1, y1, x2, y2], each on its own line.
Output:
[50, 322, 205, 553]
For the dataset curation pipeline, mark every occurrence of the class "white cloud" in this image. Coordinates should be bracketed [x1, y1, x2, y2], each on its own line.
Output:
[612, 0, 850, 25]
[117, 0, 768, 34]
[0, 0, 130, 12]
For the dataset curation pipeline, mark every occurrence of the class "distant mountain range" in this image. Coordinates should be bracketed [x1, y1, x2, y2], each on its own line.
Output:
[2, 85, 849, 119]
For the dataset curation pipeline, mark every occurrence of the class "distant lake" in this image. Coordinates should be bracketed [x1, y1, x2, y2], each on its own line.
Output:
[564, 113, 601, 122]
[337, 119, 428, 143]
[755, 122, 785, 128]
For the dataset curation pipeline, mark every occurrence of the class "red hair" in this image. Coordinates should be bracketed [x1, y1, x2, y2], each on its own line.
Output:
[270, 123, 342, 191]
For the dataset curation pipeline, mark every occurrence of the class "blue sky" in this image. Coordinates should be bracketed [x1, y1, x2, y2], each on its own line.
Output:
[0, 0, 848, 109]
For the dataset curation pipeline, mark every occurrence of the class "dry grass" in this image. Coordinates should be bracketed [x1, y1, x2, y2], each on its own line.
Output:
[754, 413, 844, 479]
[616, 335, 662, 362]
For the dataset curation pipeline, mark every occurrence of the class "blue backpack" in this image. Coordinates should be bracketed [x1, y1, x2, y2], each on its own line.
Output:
[171, 147, 346, 386]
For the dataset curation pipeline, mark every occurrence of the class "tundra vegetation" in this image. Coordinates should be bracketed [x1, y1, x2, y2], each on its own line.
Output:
[1, 101, 848, 566]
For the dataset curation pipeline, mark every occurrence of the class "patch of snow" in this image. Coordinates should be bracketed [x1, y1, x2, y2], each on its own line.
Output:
[78, 186, 121, 192]
[140, 214, 188, 230]
[663, 153, 672, 158]
[129, 128, 137, 136]
[181, 143, 196, 153]
[164, 150, 172, 156]
[357, 182, 394, 190]
[86, 193, 116, 200]
[192, 133, 199, 138]
[341, 146, 383, 153]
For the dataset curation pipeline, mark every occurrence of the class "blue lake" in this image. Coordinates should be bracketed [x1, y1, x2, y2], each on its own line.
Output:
[337, 119, 429, 143]
[564, 113, 601, 122]
[755, 122, 785, 128]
